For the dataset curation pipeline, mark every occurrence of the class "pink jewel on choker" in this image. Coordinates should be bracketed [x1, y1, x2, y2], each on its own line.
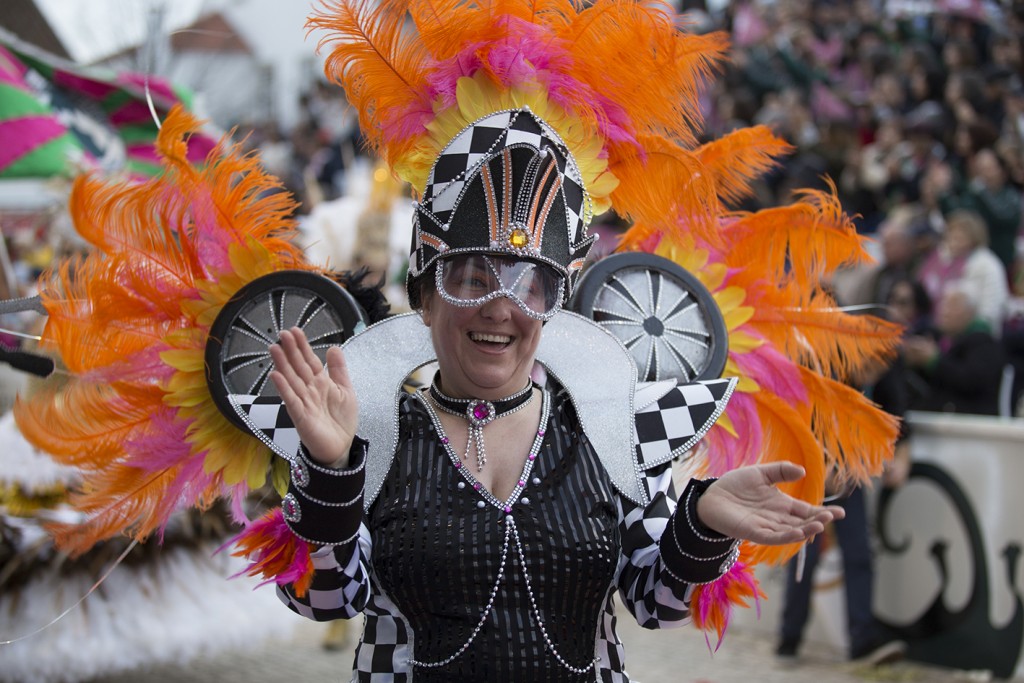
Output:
[428, 376, 535, 471]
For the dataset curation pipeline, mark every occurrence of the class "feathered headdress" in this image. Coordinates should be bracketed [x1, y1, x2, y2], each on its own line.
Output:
[309, 0, 730, 302]
[619, 133, 903, 644]
[307, 0, 903, 643]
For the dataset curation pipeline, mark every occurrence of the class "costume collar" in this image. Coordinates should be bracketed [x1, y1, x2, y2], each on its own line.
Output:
[340, 311, 644, 506]
[230, 310, 736, 509]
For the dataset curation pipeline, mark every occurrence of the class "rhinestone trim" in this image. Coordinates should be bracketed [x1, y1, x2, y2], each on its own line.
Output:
[428, 378, 536, 472]
[407, 390, 594, 673]
[291, 460, 310, 488]
[282, 493, 301, 523]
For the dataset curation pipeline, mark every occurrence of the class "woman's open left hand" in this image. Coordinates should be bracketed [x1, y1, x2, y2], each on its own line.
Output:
[268, 327, 358, 468]
[695, 462, 845, 545]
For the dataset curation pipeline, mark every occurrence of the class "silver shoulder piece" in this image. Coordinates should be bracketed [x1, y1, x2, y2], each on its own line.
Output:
[534, 311, 646, 504]
[311, 310, 735, 510]
[340, 313, 436, 510]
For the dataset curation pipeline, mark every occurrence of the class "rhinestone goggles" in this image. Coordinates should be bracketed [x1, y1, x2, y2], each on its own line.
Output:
[435, 253, 565, 320]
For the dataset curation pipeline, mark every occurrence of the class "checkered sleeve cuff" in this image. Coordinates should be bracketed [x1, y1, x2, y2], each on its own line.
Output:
[281, 438, 367, 547]
[660, 478, 740, 584]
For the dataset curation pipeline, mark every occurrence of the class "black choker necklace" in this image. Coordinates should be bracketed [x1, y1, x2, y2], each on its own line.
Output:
[428, 375, 535, 471]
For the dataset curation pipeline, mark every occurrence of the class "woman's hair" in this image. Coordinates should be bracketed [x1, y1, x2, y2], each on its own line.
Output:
[885, 275, 933, 319]
[944, 208, 990, 248]
[409, 266, 435, 311]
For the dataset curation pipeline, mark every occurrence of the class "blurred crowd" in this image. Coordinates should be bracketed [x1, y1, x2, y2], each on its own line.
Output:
[689, 0, 1024, 418]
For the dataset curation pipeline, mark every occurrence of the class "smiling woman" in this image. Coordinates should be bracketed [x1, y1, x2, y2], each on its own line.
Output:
[220, 2, 853, 680]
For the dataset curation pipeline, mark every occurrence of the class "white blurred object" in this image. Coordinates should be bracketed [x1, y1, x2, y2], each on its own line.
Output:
[0, 544, 297, 683]
[300, 158, 414, 308]
[0, 411, 78, 491]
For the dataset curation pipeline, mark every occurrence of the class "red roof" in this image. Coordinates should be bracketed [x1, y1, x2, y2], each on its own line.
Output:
[170, 13, 252, 54]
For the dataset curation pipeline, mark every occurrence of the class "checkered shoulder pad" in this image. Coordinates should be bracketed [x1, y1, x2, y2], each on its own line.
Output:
[229, 394, 300, 462]
[633, 377, 737, 470]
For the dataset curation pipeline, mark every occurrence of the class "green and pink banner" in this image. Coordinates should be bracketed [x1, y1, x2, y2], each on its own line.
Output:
[0, 35, 215, 179]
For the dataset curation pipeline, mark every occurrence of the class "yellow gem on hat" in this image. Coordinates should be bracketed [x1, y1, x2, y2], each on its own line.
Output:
[509, 228, 529, 248]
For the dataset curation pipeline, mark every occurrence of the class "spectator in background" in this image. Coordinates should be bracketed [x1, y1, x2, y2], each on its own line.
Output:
[1003, 80, 1024, 152]
[903, 281, 1008, 415]
[841, 115, 910, 227]
[885, 275, 936, 407]
[917, 209, 1009, 335]
[950, 120, 1000, 173]
[889, 102, 949, 206]
[886, 275, 934, 338]
[940, 148, 1022, 274]
[832, 205, 924, 308]
[776, 349, 910, 668]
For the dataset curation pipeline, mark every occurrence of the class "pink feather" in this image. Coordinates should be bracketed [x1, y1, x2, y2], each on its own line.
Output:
[732, 344, 808, 406]
[703, 392, 762, 474]
[694, 558, 763, 652]
[224, 508, 315, 592]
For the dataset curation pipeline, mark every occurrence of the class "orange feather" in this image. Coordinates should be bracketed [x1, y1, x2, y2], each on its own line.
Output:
[695, 125, 793, 206]
[68, 177, 201, 293]
[562, 2, 728, 148]
[36, 257, 178, 373]
[750, 287, 903, 382]
[747, 390, 823, 566]
[309, 0, 432, 163]
[14, 381, 162, 465]
[724, 200, 872, 292]
[46, 457, 221, 555]
[612, 136, 720, 247]
[16, 106, 307, 559]
[412, 0, 576, 60]
[798, 366, 900, 485]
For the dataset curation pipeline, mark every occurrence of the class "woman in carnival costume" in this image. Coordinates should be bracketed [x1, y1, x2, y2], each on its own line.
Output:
[230, 1, 900, 680]
[8, 0, 903, 680]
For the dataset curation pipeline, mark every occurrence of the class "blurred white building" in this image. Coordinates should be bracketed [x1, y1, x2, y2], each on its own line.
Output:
[3, 0, 324, 131]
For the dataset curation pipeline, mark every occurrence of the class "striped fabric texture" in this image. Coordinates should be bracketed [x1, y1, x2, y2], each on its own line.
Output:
[278, 389, 736, 681]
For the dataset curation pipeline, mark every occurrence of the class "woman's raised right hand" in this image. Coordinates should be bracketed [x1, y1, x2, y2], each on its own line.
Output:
[268, 327, 359, 468]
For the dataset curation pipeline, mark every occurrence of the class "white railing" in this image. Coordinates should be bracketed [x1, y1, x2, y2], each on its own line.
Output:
[874, 411, 1024, 679]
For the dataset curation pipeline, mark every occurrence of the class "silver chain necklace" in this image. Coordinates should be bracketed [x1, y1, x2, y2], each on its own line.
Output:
[413, 389, 599, 675]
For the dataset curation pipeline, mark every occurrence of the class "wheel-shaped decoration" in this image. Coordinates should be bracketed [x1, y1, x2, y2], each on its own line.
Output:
[569, 252, 728, 383]
[205, 270, 368, 428]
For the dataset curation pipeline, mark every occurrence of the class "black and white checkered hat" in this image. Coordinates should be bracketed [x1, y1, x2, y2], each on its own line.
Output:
[407, 107, 596, 307]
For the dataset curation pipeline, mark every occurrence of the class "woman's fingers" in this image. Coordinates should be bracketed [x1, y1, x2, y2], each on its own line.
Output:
[266, 329, 353, 424]
[294, 327, 325, 376]
[763, 461, 806, 485]
[280, 329, 317, 384]
[325, 346, 353, 390]
[269, 369, 302, 412]
[268, 342, 308, 401]
[824, 504, 846, 521]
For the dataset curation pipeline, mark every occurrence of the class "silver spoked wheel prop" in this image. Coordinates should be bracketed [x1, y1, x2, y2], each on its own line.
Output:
[205, 270, 368, 428]
[569, 253, 728, 383]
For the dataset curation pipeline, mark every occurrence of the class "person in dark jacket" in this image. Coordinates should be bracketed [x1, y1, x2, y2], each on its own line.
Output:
[903, 280, 1008, 415]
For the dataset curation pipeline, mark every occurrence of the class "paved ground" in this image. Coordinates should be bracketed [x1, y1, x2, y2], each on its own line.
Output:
[91, 611, 996, 683]
[85, 559, 1019, 683]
